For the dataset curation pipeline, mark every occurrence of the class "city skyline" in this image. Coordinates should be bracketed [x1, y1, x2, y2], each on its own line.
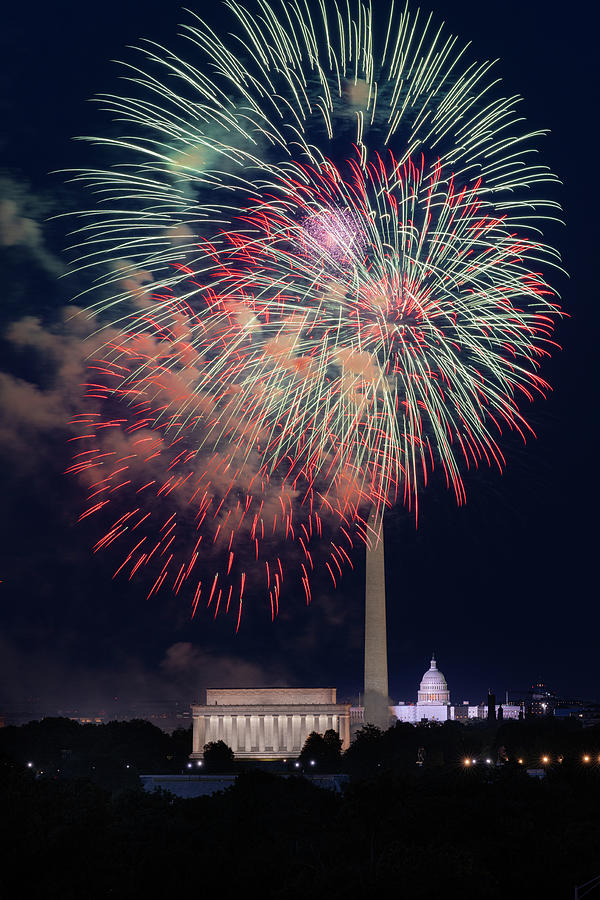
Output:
[2, 649, 595, 730]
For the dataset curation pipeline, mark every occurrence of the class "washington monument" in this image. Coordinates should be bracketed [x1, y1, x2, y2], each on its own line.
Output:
[363, 509, 390, 728]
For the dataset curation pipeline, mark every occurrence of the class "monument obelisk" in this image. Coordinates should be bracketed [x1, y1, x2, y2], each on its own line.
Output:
[363, 508, 390, 728]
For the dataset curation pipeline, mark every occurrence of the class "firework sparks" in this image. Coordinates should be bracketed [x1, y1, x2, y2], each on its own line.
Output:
[66, 0, 563, 623]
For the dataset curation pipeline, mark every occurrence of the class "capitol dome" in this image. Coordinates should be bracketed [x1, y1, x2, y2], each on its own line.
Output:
[417, 655, 450, 705]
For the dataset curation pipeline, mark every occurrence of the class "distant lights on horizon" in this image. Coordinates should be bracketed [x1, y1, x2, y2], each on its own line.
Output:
[461, 754, 600, 767]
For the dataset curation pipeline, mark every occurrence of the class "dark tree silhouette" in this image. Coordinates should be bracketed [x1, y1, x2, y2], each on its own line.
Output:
[299, 729, 342, 771]
[299, 731, 325, 765]
[202, 740, 235, 772]
[323, 729, 343, 763]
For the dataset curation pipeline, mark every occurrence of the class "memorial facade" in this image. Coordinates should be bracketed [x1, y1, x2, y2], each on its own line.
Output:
[191, 688, 351, 760]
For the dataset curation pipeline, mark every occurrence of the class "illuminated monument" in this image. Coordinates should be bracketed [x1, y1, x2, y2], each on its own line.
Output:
[363, 512, 391, 729]
[191, 688, 351, 760]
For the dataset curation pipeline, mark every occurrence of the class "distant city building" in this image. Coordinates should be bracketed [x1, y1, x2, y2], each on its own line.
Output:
[191, 688, 351, 760]
[527, 682, 557, 717]
[505, 682, 561, 719]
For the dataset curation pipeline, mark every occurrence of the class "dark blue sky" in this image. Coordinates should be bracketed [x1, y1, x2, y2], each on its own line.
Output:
[0, 0, 595, 714]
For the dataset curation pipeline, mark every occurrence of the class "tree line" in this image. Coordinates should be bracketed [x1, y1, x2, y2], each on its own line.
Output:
[2, 716, 600, 896]
[2, 714, 600, 786]
[1, 747, 600, 898]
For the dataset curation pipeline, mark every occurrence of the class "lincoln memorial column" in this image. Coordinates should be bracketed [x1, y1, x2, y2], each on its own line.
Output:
[279, 715, 286, 751]
[193, 715, 206, 754]
[265, 715, 273, 752]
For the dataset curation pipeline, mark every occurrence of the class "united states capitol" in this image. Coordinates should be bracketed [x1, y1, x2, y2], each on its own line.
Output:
[389, 655, 521, 724]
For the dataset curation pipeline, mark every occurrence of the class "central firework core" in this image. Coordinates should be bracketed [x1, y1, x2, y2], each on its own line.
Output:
[299, 206, 368, 266]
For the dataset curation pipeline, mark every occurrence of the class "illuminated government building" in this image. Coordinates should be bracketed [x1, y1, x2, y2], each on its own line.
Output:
[390, 655, 522, 724]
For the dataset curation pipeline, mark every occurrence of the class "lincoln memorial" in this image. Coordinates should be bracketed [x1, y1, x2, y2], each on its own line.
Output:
[191, 688, 351, 760]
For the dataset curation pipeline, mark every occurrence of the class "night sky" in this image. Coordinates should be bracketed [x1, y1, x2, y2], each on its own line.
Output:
[0, 0, 595, 716]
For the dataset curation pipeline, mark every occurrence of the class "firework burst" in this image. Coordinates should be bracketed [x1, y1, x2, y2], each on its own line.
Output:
[66, 0, 563, 623]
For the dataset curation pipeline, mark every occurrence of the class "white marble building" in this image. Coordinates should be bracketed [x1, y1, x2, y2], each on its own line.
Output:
[392, 656, 453, 723]
[390, 656, 522, 723]
[191, 688, 351, 760]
